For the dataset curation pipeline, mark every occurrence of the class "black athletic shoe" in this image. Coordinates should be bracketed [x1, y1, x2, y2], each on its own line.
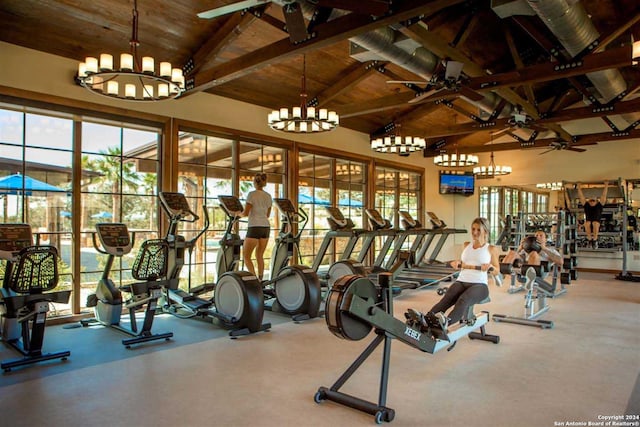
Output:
[404, 309, 428, 332]
[425, 311, 450, 342]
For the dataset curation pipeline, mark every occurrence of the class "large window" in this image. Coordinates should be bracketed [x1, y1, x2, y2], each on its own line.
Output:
[0, 107, 162, 316]
[298, 153, 367, 270]
[374, 167, 421, 260]
[175, 131, 287, 284]
[480, 186, 550, 243]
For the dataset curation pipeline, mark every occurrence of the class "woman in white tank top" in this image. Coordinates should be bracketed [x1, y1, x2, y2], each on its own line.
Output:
[237, 173, 272, 281]
[408, 217, 500, 340]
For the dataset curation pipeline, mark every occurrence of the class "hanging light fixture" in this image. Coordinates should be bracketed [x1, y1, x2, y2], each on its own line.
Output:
[370, 124, 426, 156]
[473, 152, 512, 178]
[433, 152, 479, 167]
[336, 164, 362, 175]
[268, 56, 339, 133]
[633, 34, 640, 65]
[76, 0, 185, 101]
[536, 182, 563, 191]
[258, 153, 283, 165]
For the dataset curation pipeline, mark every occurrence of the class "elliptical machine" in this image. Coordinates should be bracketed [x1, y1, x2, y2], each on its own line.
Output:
[0, 223, 71, 372]
[84, 223, 173, 348]
[261, 198, 321, 321]
[158, 192, 270, 337]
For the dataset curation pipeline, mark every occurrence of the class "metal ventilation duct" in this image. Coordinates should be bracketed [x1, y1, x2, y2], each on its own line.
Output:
[525, 0, 627, 104]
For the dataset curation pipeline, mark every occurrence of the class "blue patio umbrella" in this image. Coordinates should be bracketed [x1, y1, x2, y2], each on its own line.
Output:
[337, 196, 363, 207]
[298, 193, 330, 205]
[0, 173, 65, 196]
[60, 210, 72, 218]
[91, 211, 113, 219]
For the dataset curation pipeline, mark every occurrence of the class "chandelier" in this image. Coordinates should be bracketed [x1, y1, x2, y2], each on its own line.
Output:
[370, 124, 426, 156]
[336, 164, 362, 175]
[473, 152, 512, 178]
[433, 153, 479, 167]
[259, 154, 283, 165]
[268, 56, 339, 133]
[76, 0, 185, 101]
[536, 182, 563, 191]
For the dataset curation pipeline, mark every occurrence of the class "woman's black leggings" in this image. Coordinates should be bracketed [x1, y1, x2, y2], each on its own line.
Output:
[430, 281, 489, 324]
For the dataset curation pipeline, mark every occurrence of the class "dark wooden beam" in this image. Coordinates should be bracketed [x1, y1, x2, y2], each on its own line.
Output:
[185, 0, 466, 95]
[399, 21, 537, 118]
[466, 45, 633, 92]
[422, 97, 640, 138]
[440, 129, 640, 154]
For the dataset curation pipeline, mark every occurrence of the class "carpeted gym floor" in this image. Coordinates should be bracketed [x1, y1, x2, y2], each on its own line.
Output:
[0, 272, 638, 427]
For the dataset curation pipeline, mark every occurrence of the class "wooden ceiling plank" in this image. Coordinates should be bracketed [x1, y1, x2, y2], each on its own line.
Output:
[187, 13, 257, 76]
[339, 92, 417, 117]
[593, 12, 640, 53]
[187, 0, 467, 95]
[503, 23, 537, 108]
[316, 0, 391, 17]
[313, 61, 381, 106]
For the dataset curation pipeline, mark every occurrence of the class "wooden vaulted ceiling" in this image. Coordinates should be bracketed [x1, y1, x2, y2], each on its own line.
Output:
[1, 0, 640, 156]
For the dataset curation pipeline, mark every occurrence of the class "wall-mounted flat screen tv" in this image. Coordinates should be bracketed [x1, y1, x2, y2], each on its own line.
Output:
[439, 171, 475, 196]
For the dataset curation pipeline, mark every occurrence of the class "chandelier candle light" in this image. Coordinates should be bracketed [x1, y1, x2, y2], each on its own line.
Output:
[370, 124, 426, 156]
[268, 56, 339, 133]
[76, 0, 185, 101]
[433, 153, 479, 167]
[473, 152, 512, 178]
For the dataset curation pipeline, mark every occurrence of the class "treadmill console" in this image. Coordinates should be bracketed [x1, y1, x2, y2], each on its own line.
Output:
[0, 223, 33, 254]
[159, 192, 197, 219]
[427, 212, 446, 229]
[325, 207, 355, 231]
[365, 209, 389, 230]
[274, 198, 295, 214]
[399, 211, 419, 229]
[218, 195, 244, 216]
[96, 223, 132, 256]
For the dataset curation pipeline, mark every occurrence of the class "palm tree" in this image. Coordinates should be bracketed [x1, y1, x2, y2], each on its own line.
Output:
[91, 146, 140, 221]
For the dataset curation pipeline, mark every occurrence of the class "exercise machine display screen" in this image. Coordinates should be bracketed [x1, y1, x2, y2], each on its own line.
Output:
[427, 212, 446, 228]
[159, 192, 193, 215]
[96, 223, 131, 250]
[325, 207, 345, 221]
[0, 224, 33, 252]
[274, 198, 295, 214]
[218, 195, 243, 214]
[365, 209, 386, 227]
[399, 211, 417, 227]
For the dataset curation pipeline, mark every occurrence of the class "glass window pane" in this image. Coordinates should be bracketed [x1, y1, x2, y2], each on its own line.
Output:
[0, 109, 24, 145]
[25, 113, 73, 150]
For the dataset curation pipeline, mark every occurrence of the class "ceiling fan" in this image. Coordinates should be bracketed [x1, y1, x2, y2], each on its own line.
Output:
[198, 0, 308, 43]
[387, 60, 485, 105]
[539, 140, 587, 155]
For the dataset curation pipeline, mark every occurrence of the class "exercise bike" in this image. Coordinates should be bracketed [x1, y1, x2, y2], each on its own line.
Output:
[260, 197, 321, 322]
[83, 223, 174, 347]
[0, 223, 71, 372]
[158, 191, 270, 337]
[315, 271, 499, 424]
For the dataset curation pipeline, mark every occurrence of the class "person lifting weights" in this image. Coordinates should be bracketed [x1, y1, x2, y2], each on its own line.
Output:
[501, 230, 563, 270]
